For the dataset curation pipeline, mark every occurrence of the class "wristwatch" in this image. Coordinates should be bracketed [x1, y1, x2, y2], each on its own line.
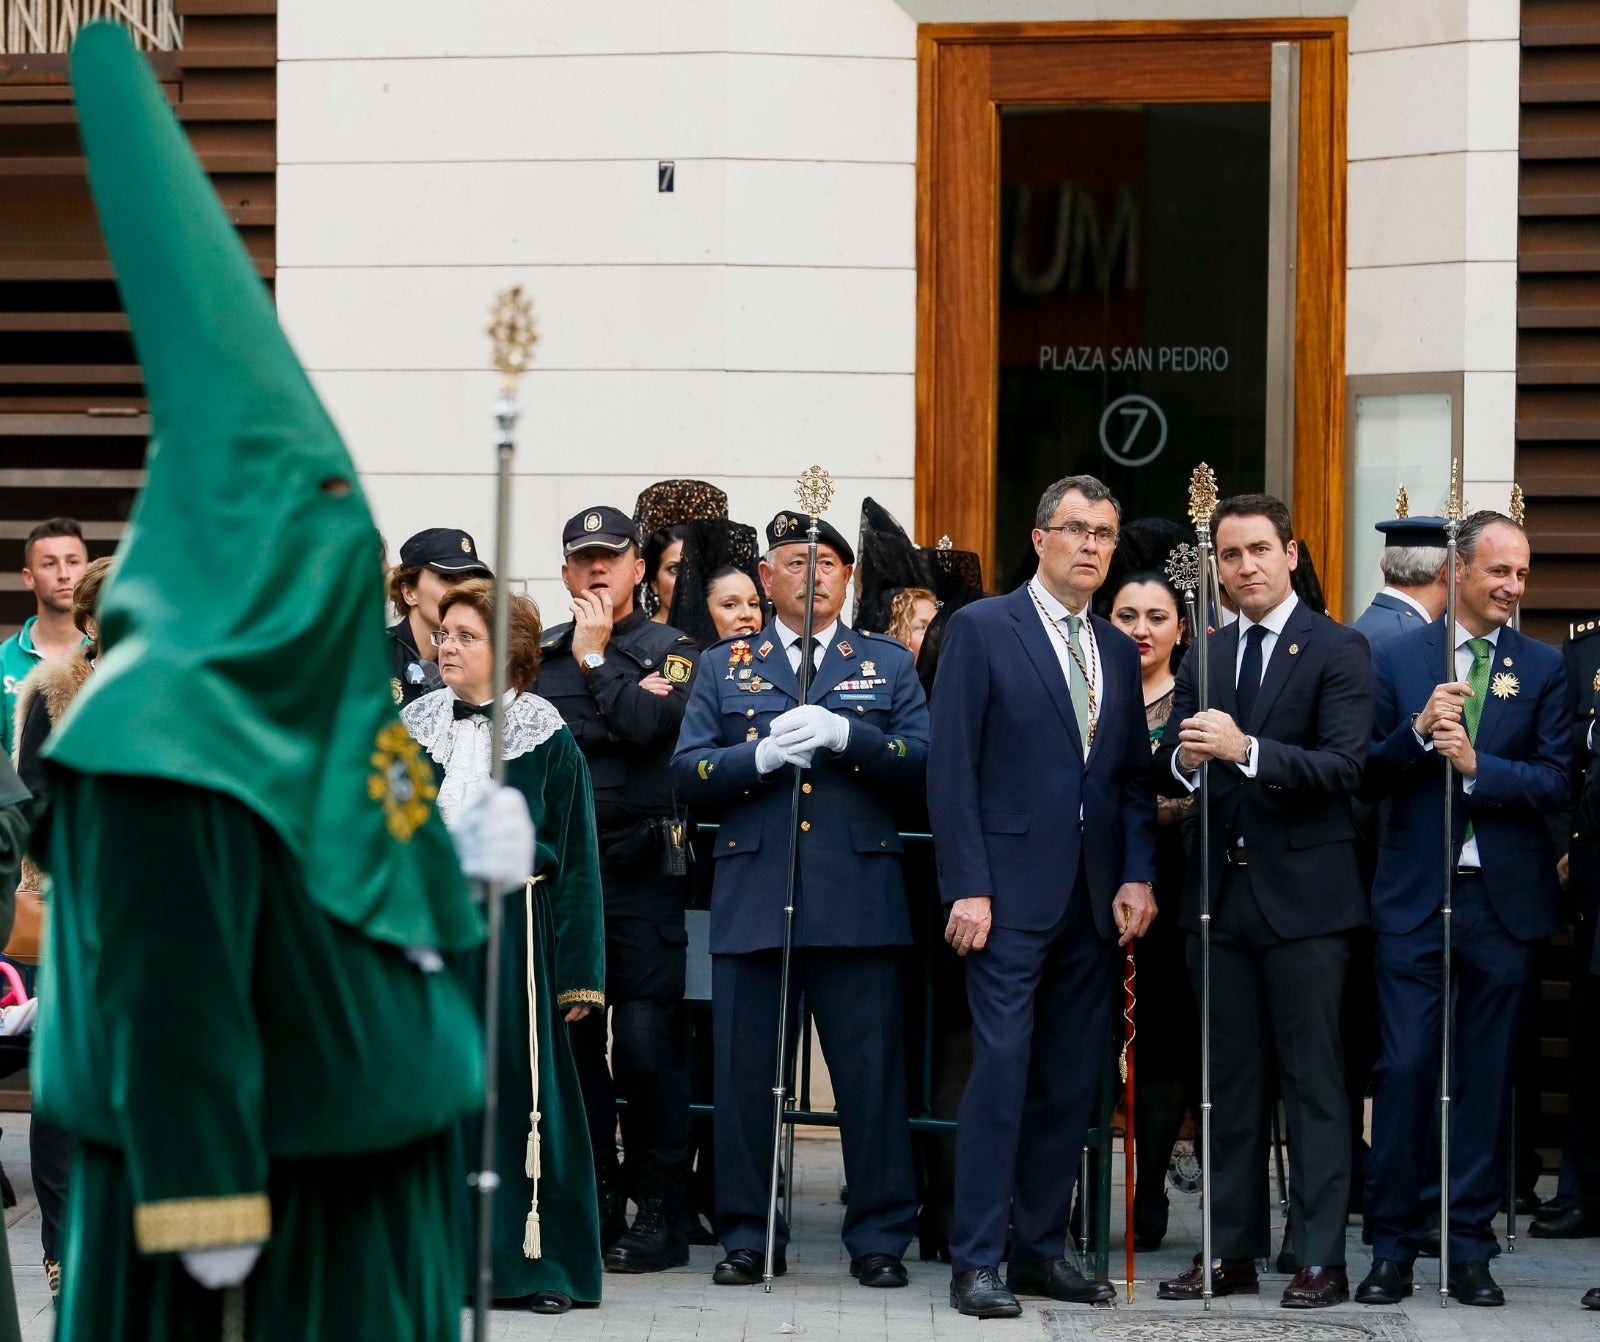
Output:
[580, 652, 605, 675]
[1410, 711, 1430, 741]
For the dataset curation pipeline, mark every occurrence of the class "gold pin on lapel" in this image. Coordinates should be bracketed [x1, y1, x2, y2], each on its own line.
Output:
[1288, 644, 1299, 655]
[1504, 657, 1513, 667]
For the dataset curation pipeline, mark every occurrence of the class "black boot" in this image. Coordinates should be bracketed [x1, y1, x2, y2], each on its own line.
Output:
[597, 1176, 628, 1252]
[605, 1166, 690, 1273]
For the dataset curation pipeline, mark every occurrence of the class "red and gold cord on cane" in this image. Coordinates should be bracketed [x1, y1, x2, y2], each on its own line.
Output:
[1121, 946, 1136, 1302]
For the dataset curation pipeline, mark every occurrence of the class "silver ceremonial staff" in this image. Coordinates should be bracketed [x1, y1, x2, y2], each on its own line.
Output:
[764, 465, 836, 1292]
[472, 286, 537, 1342]
[1165, 461, 1219, 1308]
[1438, 460, 1465, 1307]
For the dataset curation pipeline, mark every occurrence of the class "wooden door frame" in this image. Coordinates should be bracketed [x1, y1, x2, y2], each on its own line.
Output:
[915, 19, 1349, 614]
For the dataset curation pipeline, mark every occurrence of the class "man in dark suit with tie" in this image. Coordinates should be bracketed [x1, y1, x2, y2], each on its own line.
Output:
[1357, 510, 1569, 1307]
[672, 510, 929, 1290]
[1155, 493, 1373, 1309]
[927, 475, 1157, 1319]
[1352, 516, 1448, 650]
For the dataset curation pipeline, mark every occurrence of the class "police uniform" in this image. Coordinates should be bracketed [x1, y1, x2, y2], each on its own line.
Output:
[386, 527, 491, 707]
[670, 511, 930, 1286]
[541, 505, 701, 1269]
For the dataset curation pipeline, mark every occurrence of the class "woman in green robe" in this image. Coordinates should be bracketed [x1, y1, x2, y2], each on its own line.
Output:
[403, 579, 606, 1314]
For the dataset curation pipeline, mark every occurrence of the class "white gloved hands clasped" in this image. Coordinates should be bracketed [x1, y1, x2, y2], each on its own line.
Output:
[181, 1243, 263, 1290]
[452, 786, 536, 893]
[768, 706, 850, 764]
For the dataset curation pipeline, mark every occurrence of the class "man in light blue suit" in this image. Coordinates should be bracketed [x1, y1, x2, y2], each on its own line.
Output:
[1351, 516, 1448, 650]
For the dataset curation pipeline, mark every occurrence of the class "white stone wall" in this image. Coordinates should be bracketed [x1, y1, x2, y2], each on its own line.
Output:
[1345, 0, 1521, 507]
[276, 0, 918, 614]
[276, 0, 1522, 609]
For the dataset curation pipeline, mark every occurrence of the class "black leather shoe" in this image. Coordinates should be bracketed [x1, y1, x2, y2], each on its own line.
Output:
[1531, 1200, 1600, 1238]
[714, 1247, 785, 1286]
[850, 1253, 908, 1288]
[1355, 1259, 1413, 1305]
[1007, 1256, 1115, 1304]
[1582, 1285, 1600, 1309]
[1282, 1266, 1348, 1308]
[1158, 1258, 1260, 1299]
[950, 1266, 1022, 1318]
[528, 1291, 572, 1314]
[604, 1177, 690, 1273]
[1448, 1261, 1505, 1307]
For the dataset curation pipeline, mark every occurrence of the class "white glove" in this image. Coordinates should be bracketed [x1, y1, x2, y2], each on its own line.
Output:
[769, 705, 850, 757]
[755, 735, 816, 773]
[452, 786, 536, 893]
[181, 1243, 262, 1289]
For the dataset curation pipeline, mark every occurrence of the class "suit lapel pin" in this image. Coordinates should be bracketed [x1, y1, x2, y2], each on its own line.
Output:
[1288, 643, 1299, 655]
[757, 639, 774, 659]
[1504, 657, 1513, 667]
[837, 640, 853, 659]
[1491, 672, 1520, 700]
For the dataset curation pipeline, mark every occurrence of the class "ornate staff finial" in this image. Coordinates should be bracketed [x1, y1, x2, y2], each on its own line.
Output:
[1188, 463, 1218, 531]
[1395, 484, 1410, 519]
[1166, 542, 1201, 597]
[794, 465, 834, 519]
[487, 286, 537, 396]
[1510, 483, 1525, 526]
[937, 535, 953, 551]
[1444, 458, 1465, 523]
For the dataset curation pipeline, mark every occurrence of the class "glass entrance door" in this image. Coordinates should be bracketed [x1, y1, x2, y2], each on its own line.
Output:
[994, 102, 1271, 588]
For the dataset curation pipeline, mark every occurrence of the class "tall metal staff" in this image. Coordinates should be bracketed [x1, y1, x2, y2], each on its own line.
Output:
[1505, 482, 1525, 1259]
[764, 465, 836, 1291]
[1121, 949, 1137, 1302]
[472, 286, 537, 1342]
[1438, 459, 1465, 1307]
[1165, 461, 1219, 1306]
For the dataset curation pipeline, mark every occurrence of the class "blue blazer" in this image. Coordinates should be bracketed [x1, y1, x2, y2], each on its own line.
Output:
[671, 621, 929, 955]
[926, 585, 1156, 939]
[1366, 619, 1570, 939]
[1353, 591, 1430, 650]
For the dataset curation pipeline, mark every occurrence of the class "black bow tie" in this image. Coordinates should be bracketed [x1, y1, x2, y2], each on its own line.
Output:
[453, 699, 491, 721]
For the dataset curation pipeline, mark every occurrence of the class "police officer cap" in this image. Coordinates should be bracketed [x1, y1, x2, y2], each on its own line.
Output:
[399, 527, 493, 577]
[1373, 516, 1449, 548]
[766, 511, 855, 566]
[563, 505, 640, 556]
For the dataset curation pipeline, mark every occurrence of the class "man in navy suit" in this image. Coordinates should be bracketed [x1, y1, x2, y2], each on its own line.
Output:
[672, 510, 929, 1290]
[1358, 510, 1569, 1307]
[928, 475, 1157, 1318]
[1352, 516, 1448, 650]
[1154, 493, 1373, 1308]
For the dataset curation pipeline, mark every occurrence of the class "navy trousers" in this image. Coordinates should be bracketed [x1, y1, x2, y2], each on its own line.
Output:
[711, 947, 916, 1258]
[950, 871, 1119, 1273]
[1368, 873, 1540, 1264]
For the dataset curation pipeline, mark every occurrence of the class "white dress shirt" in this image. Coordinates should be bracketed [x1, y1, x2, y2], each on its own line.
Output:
[777, 618, 837, 675]
[1172, 590, 1300, 790]
[1380, 586, 1434, 622]
[1029, 576, 1103, 759]
[1414, 622, 1499, 869]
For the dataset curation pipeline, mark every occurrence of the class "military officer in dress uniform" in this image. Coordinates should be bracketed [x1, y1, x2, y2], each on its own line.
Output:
[386, 528, 491, 707]
[671, 510, 930, 1289]
[540, 505, 701, 1275]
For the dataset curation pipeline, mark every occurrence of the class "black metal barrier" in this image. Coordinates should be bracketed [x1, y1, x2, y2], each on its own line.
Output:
[672, 822, 1123, 1268]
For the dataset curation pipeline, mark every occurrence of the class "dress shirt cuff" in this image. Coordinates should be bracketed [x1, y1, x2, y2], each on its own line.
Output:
[1415, 728, 1435, 752]
[1170, 749, 1200, 793]
[1463, 775, 1476, 795]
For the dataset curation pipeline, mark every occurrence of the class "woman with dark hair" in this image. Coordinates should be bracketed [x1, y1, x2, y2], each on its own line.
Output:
[642, 525, 689, 623]
[1107, 569, 1198, 1249]
[402, 579, 606, 1315]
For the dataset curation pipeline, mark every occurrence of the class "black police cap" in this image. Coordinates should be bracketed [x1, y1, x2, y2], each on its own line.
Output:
[398, 527, 492, 577]
[765, 511, 855, 566]
[563, 505, 640, 556]
[1374, 516, 1450, 548]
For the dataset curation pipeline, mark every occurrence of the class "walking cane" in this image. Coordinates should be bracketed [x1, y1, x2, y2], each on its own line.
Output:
[764, 465, 836, 1291]
[471, 287, 537, 1342]
[1438, 459, 1465, 1307]
[1167, 460, 1219, 1307]
[1505, 483, 1525, 1257]
[1122, 947, 1137, 1302]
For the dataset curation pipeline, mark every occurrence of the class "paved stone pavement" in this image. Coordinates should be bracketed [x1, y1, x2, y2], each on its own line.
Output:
[3, 1118, 1598, 1340]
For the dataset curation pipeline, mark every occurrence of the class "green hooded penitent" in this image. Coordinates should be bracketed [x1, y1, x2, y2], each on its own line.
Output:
[49, 22, 478, 957]
[33, 25, 484, 1342]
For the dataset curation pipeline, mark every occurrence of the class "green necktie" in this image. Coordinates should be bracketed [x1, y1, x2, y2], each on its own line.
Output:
[1063, 612, 1091, 747]
[1461, 636, 1493, 845]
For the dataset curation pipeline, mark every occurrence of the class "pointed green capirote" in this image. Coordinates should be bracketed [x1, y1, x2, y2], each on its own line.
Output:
[50, 23, 480, 955]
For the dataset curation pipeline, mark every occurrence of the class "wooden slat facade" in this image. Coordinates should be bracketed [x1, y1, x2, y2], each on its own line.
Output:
[1519, 0, 1600, 646]
[0, 0, 274, 637]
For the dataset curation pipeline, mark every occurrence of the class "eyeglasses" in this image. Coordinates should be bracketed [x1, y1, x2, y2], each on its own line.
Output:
[1040, 520, 1119, 547]
[430, 629, 484, 649]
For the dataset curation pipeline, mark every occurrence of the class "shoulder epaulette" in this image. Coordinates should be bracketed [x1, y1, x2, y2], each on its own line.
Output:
[1570, 618, 1600, 641]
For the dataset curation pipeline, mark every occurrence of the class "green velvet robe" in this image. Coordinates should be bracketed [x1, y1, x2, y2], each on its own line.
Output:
[33, 773, 483, 1342]
[436, 712, 606, 1304]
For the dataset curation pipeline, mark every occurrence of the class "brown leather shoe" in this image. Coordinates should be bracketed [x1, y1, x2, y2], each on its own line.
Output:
[1158, 1258, 1260, 1300]
[1282, 1265, 1349, 1308]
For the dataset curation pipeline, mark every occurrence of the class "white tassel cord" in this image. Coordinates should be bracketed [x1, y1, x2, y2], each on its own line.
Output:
[522, 877, 544, 1260]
